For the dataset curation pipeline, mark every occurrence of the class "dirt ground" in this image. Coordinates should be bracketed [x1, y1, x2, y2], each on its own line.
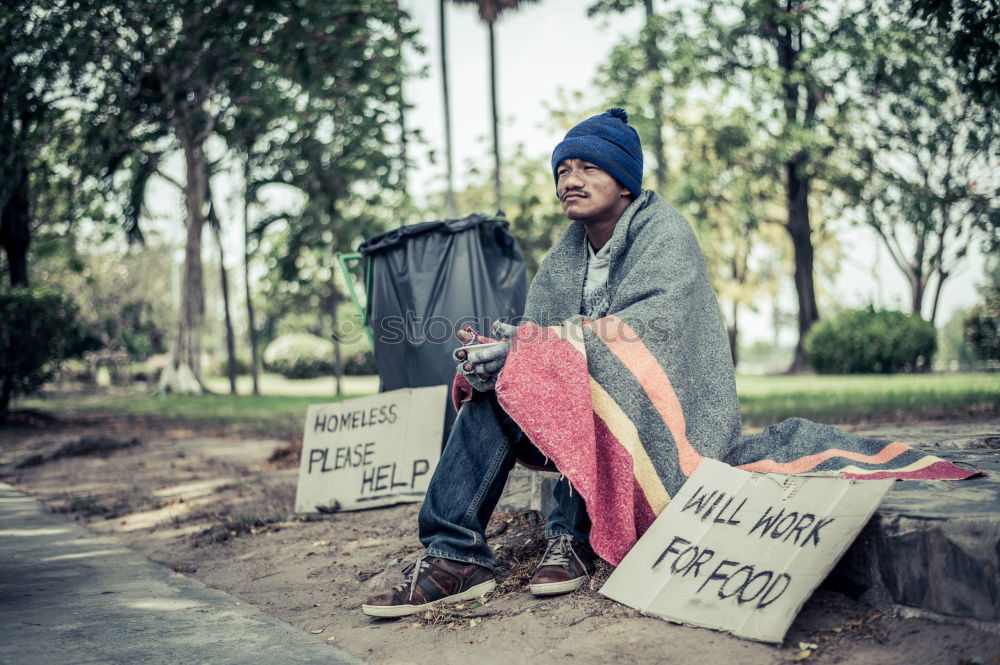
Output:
[2, 411, 998, 665]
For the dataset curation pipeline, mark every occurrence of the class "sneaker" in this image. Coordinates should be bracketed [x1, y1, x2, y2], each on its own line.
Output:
[361, 555, 496, 618]
[528, 534, 596, 597]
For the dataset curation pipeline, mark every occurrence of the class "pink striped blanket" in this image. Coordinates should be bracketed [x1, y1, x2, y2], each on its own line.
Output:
[453, 320, 979, 566]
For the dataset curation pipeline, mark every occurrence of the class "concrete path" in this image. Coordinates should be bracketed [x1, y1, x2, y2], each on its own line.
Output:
[0, 483, 363, 665]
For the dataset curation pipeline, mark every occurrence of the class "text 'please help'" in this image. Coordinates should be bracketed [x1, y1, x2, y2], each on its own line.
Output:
[294, 386, 447, 512]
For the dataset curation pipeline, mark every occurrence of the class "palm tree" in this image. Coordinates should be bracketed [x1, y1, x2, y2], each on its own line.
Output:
[452, 0, 538, 213]
[642, 0, 667, 193]
[439, 0, 457, 215]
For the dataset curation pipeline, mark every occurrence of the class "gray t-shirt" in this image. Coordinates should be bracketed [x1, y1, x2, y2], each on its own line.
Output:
[581, 239, 612, 318]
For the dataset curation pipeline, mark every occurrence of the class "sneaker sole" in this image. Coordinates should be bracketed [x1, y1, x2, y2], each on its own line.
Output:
[529, 575, 587, 597]
[361, 579, 497, 618]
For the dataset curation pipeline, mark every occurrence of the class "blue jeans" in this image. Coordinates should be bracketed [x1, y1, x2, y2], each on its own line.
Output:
[418, 390, 591, 568]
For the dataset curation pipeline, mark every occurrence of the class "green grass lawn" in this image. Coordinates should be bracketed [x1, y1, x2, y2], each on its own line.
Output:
[201, 373, 379, 396]
[737, 371, 999, 425]
[15, 371, 998, 436]
[16, 373, 379, 437]
[16, 392, 362, 436]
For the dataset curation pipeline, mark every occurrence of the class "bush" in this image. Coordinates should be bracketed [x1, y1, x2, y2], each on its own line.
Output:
[964, 284, 1000, 362]
[936, 308, 981, 370]
[57, 358, 92, 382]
[122, 329, 153, 360]
[262, 333, 334, 379]
[804, 307, 936, 374]
[343, 349, 377, 375]
[0, 288, 80, 418]
[136, 354, 168, 384]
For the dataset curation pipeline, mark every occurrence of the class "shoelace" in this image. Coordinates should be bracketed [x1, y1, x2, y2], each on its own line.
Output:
[392, 555, 431, 600]
[539, 535, 578, 569]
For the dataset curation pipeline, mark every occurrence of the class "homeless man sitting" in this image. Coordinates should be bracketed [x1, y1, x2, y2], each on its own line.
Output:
[360, 106, 980, 618]
[360, 107, 738, 617]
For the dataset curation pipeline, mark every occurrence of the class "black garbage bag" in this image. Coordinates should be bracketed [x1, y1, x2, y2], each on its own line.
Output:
[358, 213, 528, 437]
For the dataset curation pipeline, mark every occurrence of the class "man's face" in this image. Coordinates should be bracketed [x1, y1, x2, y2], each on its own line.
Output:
[555, 158, 632, 222]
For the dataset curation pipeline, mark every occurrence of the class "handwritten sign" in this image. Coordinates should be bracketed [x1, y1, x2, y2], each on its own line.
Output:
[600, 459, 893, 643]
[294, 386, 447, 512]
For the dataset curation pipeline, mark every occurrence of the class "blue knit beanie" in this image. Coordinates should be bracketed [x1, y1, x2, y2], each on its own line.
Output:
[551, 108, 643, 197]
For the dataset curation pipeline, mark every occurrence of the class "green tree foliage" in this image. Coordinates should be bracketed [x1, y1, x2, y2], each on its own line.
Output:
[964, 299, 1000, 362]
[910, 0, 1000, 108]
[437, 145, 567, 278]
[502, 152, 572, 278]
[669, 108, 789, 366]
[688, 0, 871, 371]
[229, 2, 414, 395]
[255, 218, 364, 343]
[588, 3, 791, 365]
[936, 307, 980, 369]
[34, 245, 174, 361]
[588, 0, 688, 194]
[845, 8, 999, 325]
[82, 0, 413, 393]
[0, 288, 79, 420]
[589, 0, 865, 371]
[964, 267, 1000, 361]
[0, 1, 112, 286]
[214, 68, 301, 396]
[83, 1, 271, 391]
[804, 307, 937, 374]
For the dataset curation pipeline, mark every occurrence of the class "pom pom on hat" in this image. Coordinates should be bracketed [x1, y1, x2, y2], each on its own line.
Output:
[606, 107, 628, 121]
[551, 107, 643, 197]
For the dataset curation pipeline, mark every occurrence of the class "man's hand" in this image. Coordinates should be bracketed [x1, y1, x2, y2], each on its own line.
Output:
[454, 322, 519, 392]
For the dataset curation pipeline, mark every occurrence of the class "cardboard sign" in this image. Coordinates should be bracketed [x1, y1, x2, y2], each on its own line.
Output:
[294, 386, 447, 513]
[600, 459, 893, 643]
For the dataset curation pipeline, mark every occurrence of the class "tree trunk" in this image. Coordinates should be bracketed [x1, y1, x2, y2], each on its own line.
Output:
[161, 134, 208, 394]
[440, 0, 457, 216]
[398, 99, 409, 200]
[329, 278, 343, 397]
[728, 301, 740, 368]
[644, 0, 667, 194]
[0, 166, 30, 287]
[213, 221, 238, 395]
[394, 1, 409, 199]
[334, 325, 343, 397]
[910, 271, 926, 317]
[205, 174, 237, 395]
[0, 362, 14, 422]
[772, 292, 782, 347]
[772, 19, 819, 373]
[243, 159, 260, 395]
[488, 21, 502, 213]
[928, 269, 948, 326]
[316, 309, 326, 340]
[785, 159, 819, 373]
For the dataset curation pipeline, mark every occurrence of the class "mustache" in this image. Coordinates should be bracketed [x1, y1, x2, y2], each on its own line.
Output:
[560, 190, 588, 202]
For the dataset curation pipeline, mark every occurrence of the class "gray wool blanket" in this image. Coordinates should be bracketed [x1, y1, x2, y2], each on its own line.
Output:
[453, 190, 978, 565]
